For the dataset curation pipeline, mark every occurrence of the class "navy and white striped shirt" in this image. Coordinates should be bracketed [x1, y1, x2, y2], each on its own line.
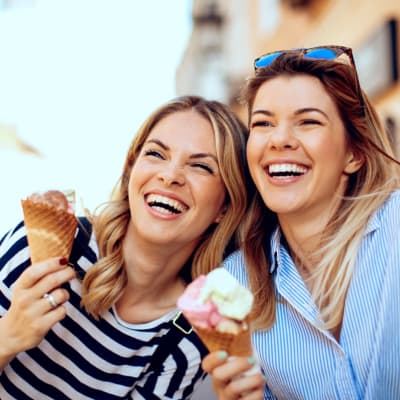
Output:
[223, 190, 400, 399]
[0, 221, 207, 399]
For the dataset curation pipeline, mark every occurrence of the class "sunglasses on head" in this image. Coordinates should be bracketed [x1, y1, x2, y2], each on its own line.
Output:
[254, 45, 363, 104]
[254, 45, 356, 70]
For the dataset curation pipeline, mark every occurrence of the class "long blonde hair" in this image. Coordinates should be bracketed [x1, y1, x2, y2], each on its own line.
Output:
[81, 96, 250, 318]
[241, 53, 400, 330]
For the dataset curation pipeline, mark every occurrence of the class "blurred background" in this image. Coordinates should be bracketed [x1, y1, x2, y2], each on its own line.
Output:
[1, 0, 399, 234]
[1, 1, 398, 398]
[178, 0, 399, 136]
[0, 0, 192, 232]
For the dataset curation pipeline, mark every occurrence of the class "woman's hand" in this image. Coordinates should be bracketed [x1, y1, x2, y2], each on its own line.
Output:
[202, 351, 265, 400]
[0, 257, 76, 367]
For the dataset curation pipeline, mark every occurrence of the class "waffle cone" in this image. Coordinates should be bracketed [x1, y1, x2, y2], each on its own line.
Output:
[21, 199, 78, 263]
[194, 317, 253, 357]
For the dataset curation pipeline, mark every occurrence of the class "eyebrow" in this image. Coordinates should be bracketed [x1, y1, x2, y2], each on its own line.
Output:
[251, 107, 329, 120]
[294, 107, 330, 120]
[251, 110, 273, 118]
[145, 138, 219, 163]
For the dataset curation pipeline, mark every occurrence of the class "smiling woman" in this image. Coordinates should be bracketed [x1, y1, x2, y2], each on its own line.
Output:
[0, 95, 251, 399]
[202, 48, 400, 400]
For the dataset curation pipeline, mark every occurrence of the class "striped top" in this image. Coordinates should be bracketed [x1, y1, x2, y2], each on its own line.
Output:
[223, 190, 400, 400]
[0, 221, 207, 400]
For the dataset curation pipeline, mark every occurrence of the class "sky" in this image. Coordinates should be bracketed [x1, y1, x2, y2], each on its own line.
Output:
[0, 0, 192, 234]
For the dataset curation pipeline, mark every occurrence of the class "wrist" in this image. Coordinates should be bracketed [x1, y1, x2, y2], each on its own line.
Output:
[0, 318, 19, 366]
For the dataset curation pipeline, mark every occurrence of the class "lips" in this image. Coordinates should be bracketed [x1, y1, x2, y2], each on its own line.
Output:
[146, 193, 189, 215]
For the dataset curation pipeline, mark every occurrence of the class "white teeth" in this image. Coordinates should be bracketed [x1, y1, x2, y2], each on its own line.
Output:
[151, 206, 175, 215]
[269, 163, 307, 174]
[146, 194, 188, 214]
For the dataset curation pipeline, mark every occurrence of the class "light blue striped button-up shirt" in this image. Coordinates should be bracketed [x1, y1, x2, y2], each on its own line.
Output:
[223, 190, 400, 399]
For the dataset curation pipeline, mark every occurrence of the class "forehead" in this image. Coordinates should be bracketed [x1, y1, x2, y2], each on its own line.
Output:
[253, 75, 338, 112]
[147, 110, 217, 152]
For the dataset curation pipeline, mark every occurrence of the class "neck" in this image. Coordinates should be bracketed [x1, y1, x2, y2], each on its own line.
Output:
[118, 221, 196, 305]
[279, 214, 326, 274]
[278, 191, 344, 273]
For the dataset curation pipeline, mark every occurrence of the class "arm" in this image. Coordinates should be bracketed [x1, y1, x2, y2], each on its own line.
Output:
[202, 351, 265, 400]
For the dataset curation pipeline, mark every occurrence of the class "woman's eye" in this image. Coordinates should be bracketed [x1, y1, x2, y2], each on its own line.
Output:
[191, 163, 214, 174]
[250, 120, 272, 129]
[144, 149, 164, 159]
[301, 119, 322, 125]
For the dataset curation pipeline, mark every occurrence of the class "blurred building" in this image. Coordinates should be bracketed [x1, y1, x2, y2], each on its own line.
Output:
[176, 0, 400, 155]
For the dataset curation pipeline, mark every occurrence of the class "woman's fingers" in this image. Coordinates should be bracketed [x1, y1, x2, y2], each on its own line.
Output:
[224, 371, 265, 399]
[15, 257, 71, 290]
[34, 265, 76, 299]
[11, 257, 75, 311]
[203, 352, 265, 400]
[40, 288, 71, 313]
[212, 355, 259, 382]
[1, 257, 75, 357]
[202, 351, 229, 374]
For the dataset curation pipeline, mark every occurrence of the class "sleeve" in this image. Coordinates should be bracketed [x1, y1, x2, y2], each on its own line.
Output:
[363, 195, 400, 399]
[0, 221, 31, 317]
[130, 335, 207, 400]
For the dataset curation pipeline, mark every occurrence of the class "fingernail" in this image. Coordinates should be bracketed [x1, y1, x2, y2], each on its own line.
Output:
[247, 356, 257, 365]
[217, 351, 228, 360]
[59, 257, 68, 265]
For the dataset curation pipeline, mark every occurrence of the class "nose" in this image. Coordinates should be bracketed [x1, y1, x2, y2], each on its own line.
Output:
[158, 163, 185, 186]
[268, 123, 298, 150]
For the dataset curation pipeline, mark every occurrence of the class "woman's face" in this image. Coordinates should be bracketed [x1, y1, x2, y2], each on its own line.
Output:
[247, 75, 361, 224]
[127, 109, 226, 250]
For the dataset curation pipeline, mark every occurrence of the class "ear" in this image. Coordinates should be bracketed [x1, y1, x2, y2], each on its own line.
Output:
[214, 205, 228, 224]
[344, 150, 364, 175]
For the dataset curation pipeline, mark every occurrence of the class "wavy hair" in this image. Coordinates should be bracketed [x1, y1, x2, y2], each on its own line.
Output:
[241, 53, 400, 330]
[81, 96, 250, 318]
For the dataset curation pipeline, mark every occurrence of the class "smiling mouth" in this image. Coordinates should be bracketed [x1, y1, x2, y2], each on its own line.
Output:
[268, 163, 308, 178]
[146, 194, 188, 215]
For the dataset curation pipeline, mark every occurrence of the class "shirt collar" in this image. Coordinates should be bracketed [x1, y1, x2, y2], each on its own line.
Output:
[269, 227, 282, 273]
[269, 209, 380, 275]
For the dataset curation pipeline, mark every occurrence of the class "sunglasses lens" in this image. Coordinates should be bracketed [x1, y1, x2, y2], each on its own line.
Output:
[255, 51, 283, 69]
[304, 48, 338, 60]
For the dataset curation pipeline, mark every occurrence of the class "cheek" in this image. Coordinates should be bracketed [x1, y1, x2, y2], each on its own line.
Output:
[246, 139, 264, 183]
[313, 137, 347, 163]
[200, 183, 226, 215]
[246, 136, 261, 168]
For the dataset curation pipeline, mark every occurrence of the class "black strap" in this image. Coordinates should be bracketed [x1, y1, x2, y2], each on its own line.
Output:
[148, 312, 194, 372]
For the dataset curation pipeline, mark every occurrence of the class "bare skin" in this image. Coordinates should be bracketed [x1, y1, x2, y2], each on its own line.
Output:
[115, 223, 193, 324]
[202, 353, 265, 400]
[0, 257, 75, 371]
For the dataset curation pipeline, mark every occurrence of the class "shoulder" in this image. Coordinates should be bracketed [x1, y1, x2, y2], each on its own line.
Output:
[167, 313, 208, 360]
[70, 217, 98, 274]
[0, 221, 30, 286]
[368, 190, 400, 237]
[380, 189, 400, 219]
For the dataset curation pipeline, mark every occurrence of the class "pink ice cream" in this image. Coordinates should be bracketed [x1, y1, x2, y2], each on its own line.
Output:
[177, 268, 253, 333]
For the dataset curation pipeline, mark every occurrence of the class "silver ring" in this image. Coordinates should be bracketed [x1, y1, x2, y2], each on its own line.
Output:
[43, 293, 58, 308]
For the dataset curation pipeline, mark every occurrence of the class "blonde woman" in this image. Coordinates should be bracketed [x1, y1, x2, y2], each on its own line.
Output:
[0, 96, 250, 399]
[203, 47, 400, 399]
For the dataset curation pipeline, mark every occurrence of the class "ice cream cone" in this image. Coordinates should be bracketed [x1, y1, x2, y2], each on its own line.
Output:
[194, 317, 253, 357]
[21, 198, 78, 263]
